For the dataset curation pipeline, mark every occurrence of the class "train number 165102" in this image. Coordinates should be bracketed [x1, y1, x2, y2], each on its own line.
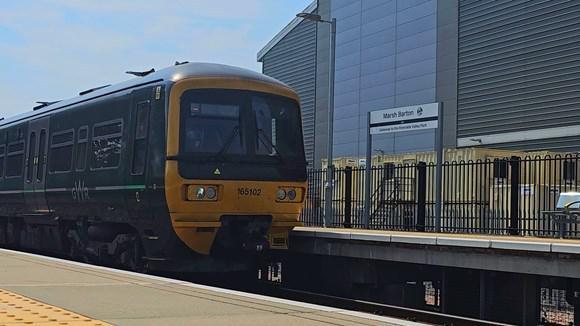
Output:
[237, 187, 262, 197]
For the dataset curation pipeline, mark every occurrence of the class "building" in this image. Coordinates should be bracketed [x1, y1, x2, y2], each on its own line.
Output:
[258, 0, 580, 167]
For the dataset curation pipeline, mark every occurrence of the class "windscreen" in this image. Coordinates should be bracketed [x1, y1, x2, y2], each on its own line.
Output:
[179, 88, 305, 165]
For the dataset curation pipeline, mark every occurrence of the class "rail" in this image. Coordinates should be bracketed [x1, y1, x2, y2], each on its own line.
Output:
[258, 287, 512, 326]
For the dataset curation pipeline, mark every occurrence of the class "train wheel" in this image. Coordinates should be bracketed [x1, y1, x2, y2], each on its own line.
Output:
[118, 235, 146, 273]
[67, 230, 88, 263]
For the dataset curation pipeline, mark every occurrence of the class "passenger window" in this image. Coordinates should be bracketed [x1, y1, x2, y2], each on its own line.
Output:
[0, 145, 5, 178]
[76, 126, 88, 171]
[49, 129, 74, 173]
[91, 120, 123, 170]
[132, 102, 150, 175]
[26, 132, 36, 182]
[37, 130, 46, 182]
[6, 141, 25, 177]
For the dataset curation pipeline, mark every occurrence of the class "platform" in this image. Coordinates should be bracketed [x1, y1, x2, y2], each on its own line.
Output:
[291, 227, 580, 278]
[0, 248, 423, 326]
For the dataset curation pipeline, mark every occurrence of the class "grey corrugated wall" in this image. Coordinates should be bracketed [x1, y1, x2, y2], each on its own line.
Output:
[262, 19, 317, 165]
[314, 0, 331, 168]
[457, 0, 580, 151]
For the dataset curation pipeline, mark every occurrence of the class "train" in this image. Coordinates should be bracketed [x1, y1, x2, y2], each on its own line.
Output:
[0, 62, 308, 272]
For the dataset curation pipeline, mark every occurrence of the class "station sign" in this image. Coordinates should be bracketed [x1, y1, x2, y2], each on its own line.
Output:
[369, 103, 439, 135]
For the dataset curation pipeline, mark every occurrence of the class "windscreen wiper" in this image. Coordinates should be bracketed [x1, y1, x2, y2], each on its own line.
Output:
[256, 128, 285, 163]
[210, 126, 240, 161]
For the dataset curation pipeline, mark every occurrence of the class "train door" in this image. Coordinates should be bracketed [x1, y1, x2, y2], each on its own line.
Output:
[126, 97, 152, 220]
[23, 117, 50, 214]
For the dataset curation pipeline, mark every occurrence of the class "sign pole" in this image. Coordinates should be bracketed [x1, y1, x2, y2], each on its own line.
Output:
[434, 102, 444, 232]
[364, 112, 372, 228]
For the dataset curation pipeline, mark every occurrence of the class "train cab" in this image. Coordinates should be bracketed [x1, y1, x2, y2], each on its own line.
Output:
[165, 76, 308, 257]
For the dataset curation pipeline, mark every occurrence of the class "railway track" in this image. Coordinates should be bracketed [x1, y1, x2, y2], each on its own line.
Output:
[182, 270, 511, 326]
[254, 286, 512, 326]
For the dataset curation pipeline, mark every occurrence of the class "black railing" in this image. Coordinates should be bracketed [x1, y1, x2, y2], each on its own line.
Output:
[301, 153, 580, 238]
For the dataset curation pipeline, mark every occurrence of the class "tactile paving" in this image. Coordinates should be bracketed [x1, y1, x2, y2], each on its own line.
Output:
[0, 288, 109, 325]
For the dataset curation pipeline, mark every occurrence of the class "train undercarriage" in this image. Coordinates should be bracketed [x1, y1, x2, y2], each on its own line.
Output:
[0, 215, 275, 274]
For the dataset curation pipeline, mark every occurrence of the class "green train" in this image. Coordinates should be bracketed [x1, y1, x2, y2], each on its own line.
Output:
[0, 63, 308, 272]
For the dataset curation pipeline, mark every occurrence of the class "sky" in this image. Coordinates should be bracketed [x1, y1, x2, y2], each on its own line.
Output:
[0, 0, 311, 118]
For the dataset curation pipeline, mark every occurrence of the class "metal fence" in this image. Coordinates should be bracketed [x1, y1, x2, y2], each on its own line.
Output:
[301, 153, 580, 238]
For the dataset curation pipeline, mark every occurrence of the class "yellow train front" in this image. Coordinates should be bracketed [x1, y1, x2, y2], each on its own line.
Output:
[162, 65, 307, 270]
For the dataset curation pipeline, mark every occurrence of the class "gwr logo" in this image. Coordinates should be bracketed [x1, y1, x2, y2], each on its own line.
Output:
[72, 180, 89, 202]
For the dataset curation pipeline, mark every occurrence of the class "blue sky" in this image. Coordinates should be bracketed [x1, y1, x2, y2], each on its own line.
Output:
[0, 0, 311, 118]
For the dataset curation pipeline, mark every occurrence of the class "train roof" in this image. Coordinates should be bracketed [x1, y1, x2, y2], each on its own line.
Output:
[0, 62, 291, 128]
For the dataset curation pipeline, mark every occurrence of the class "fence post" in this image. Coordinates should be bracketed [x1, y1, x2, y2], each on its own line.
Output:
[324, 165, 335, 228]
[417, 162, 427, 232]
[509, 156, 520, 235]
[344, 167, 352, 228]
[364, 112, 372, 229]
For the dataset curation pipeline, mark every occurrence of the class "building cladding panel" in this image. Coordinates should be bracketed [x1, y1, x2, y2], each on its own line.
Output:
[331, 0, 438, 158]
[457, 0, 580, 151]
[314, 0, 331, 168]
[487, 136, 580, 153]
[261, 19, 318, 165]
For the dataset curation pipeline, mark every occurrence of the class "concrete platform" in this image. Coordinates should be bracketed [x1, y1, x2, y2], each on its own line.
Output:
[0, 248, 423, 326]
[291, 227, 580, 278]
[293, 227, 580, 253]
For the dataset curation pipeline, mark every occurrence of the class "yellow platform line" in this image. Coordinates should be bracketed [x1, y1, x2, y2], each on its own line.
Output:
[0, 288, 110, 325]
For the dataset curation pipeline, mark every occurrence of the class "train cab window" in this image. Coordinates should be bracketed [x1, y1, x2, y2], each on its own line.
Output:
[251, 96, 302, 159]
[91, 119, 123, 170]
[6, 141, 25, 177]
[76, 126, 88, 171]
[37, 130, 46, 182]
[179, 89, 305, 168]
[181, 101, 243, 155]
[0, 145, 5, 178]
[132, 102, 150, 175]
[26, 132, 36, 182]
[49, 129, 74, 173]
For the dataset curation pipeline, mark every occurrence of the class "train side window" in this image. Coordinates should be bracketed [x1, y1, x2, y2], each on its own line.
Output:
[37, 129, 47, 182]
[132, 101, 150, 175]
[0, 145, 5, 178]
[49, 129, 74, 173]
[5, 141, 25, 177]
[91, 119, 123, 170]
[26, 132, 36, 182]
[76, 126, 88, 171]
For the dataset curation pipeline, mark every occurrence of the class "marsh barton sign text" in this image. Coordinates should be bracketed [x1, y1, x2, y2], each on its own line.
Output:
[369, 103, 439, 135]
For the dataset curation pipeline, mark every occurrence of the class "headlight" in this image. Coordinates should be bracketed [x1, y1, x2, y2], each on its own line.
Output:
[187, 185, 218, 201]
[196, 187, 206, 199]
[277, 189, 287, 200]
[276, 187, 303, 202]
[287, 189, 297, 201]
[206, 186, 217, 199]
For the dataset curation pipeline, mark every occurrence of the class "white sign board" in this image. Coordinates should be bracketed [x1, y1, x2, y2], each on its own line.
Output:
[369, 103, 439, 135]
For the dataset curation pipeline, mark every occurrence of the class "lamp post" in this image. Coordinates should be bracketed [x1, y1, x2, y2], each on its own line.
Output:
[296, 12, 336, 228]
